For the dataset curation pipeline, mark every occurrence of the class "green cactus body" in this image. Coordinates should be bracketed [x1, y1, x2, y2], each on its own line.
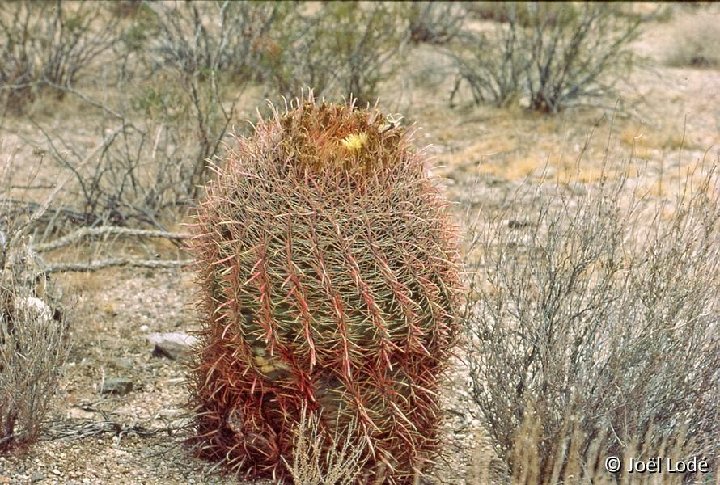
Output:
[189, 98, 461, 483]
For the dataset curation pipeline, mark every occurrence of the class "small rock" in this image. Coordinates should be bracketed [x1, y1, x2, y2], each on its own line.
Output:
[147, 332, 198, 361]
[101, 377, 134, 395]
[67, 407, 98, 420]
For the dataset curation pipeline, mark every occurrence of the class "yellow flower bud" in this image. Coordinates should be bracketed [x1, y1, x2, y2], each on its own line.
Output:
[340, 132, 367, 152]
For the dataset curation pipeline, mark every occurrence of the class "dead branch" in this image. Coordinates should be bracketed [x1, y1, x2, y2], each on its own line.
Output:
[33, 226, 191, 253]
[46, 419, 176, 441]
[42, 258, 192, 275]
[43, 83, 139, 128]
[2, 132, 103, 271]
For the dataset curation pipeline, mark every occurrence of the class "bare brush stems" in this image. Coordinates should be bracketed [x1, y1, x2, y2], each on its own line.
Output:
[33, 226, 190, 253]
[188, 97, 462, 483]
[284, 403, 368, 484]
[1, 245, 69, 453]
[448, 3, 641, 112]
[0, 1, 118, 113]
[463, 167, 720, 482]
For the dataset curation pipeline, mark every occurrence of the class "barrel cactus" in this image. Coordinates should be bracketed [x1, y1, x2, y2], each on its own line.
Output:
[188, 96, 461, 483]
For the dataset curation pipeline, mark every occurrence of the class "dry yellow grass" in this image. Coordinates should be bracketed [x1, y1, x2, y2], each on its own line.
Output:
[468, 425, 716, 485]
[619, 122, 697, 156]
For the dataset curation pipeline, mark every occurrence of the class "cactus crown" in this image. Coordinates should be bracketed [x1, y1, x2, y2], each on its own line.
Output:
[278, 100, 407, 179]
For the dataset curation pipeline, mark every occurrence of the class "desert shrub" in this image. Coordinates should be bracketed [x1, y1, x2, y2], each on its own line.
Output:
[112, 1, 160, 82]
[28, 67, 236, 231]
[448, 3, 641, 112]
[33, 116, 195, 230]
[26, 3, 243, 231]
[103, 1, 254, 211]
[148, 1, 284, 81]
[0, 236, 69, 453]
[109, 0, 144, 19]
[665, 13, 720, 68]
[0, 0, 117, 113]
[406, 2, 465, 45]
[188, 97, 461, 483]
[259, 2, 409, 106]
[462, 167, 720, 482]
[466, 2, 557, 26]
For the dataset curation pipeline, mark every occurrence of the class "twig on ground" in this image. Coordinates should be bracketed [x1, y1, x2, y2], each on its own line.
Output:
[41, 258, 192, 276]
[33, 226, 191, 253]
[46, 420, 176, 441]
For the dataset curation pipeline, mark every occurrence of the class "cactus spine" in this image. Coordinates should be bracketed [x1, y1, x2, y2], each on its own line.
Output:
[189, 96, 461, 483]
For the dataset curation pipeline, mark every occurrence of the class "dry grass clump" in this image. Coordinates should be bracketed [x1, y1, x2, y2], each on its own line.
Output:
[0, 240, 69, 453]
[284, 404, 368, 485]
[665, 13, 720, 68]
[462, 162, 719, 483]
[468, 411, 714, 484]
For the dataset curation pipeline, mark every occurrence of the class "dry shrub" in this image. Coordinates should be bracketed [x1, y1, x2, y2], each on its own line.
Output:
[146, 2, 409, 107]
[0, 0, 118, 113]
[26, 16, 243, 228]
[285, 404, 368, 485]
[5, 1, 248, 234]
[147, 1, 283, 81]
[463, 163, 720, 482]
[0, 156, 71, 453]
[0, 240, 69, 453]
[448, 3, 641, 112]
[406, 2, 465, 45]
[26, 2, 243, 232]
[259, 2, 409, 106]
[32, 75, 234, 231]
[30, 120, 181, 230]
[665, 13, 720, 68]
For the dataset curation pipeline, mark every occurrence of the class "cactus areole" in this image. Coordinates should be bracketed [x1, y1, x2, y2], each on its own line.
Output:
[189, 97, 461, 483]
